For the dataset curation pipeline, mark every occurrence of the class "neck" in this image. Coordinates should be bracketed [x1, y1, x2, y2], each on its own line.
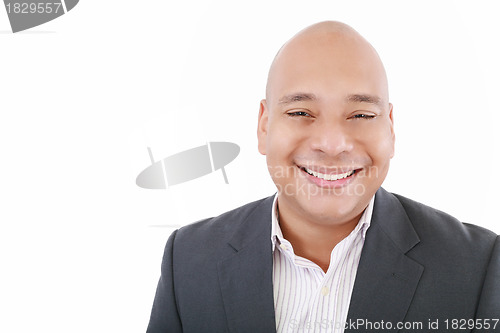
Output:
[277, 202, 364, 273]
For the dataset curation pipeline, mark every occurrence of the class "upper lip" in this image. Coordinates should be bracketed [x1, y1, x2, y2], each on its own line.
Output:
[298, 165, 361, 175]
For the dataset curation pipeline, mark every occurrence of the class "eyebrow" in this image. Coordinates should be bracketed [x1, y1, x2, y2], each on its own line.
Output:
[278, 93, 317, 105]
[346, 94, 382, 106]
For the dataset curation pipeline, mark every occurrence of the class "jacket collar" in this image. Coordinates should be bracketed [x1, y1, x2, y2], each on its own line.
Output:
[346, 187, 423, 331]
[218, 196, 277, 332]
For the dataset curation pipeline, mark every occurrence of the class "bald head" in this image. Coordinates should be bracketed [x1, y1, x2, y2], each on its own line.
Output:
[265, 21, 389, 106]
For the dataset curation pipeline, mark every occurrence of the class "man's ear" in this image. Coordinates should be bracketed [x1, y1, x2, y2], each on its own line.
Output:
[388, 103, 395, 158]
[257, 99, 269, 155]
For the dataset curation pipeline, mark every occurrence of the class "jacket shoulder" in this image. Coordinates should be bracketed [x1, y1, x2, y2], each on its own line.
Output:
[393, 192, 497, 253]
[173, 196, 273, 247]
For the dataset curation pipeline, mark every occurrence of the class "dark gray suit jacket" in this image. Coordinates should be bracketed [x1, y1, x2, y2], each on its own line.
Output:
[147, 188, 499, 332]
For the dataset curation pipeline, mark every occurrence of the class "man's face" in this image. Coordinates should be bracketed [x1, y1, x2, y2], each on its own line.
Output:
[257, 34, 395, 226]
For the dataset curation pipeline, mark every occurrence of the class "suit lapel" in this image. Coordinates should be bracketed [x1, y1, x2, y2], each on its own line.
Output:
[217, 196, 277, 333]
[346, 188, 424, 332]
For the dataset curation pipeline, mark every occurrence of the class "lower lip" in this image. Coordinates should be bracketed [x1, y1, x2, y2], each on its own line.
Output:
[299, 167, 358, 189]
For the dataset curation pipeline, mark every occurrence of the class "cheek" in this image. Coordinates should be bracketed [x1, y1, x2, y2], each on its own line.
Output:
[365, 140, 393, 183]
[265, 123, 306, 182]
[356, 123, 394, 161]
[371, 135, 394, 160]
[266, 122, 303, 156]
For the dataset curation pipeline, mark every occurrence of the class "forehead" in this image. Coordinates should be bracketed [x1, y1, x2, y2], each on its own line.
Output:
[267, 33, 388, 105]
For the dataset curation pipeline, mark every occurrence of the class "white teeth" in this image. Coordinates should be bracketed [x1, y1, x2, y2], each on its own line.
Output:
[304, 168, 354, 181]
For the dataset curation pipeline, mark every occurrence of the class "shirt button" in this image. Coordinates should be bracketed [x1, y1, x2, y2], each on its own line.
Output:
[280, 244, 287, 251]
[321, 286, 329, 296]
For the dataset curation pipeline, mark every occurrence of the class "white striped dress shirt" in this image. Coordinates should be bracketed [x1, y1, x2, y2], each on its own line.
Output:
[271, 195, 374, 332]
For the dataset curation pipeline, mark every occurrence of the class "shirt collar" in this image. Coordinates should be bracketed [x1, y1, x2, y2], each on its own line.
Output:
[271, 194, 375, 251]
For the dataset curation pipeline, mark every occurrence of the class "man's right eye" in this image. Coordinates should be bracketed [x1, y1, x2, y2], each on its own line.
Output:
[287, 111, 311, 117]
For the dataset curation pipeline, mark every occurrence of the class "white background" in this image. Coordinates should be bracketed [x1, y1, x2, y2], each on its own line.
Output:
[1, 1, 499, 332]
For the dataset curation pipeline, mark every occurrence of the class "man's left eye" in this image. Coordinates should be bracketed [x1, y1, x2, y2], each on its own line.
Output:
[352, 114, 375, 119]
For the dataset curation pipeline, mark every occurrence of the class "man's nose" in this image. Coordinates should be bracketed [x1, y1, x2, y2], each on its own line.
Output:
[309, 120, 354, 156]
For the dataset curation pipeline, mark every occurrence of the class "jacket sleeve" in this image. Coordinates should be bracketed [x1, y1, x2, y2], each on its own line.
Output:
[146, 230, 183, 333]
[474, 235, 500, 332]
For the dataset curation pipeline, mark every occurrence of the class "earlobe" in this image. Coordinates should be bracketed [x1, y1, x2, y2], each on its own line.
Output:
[257, 100, 269, 155]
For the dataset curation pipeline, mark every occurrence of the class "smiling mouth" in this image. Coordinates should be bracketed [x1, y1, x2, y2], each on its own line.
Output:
[300, 166, 357, 181]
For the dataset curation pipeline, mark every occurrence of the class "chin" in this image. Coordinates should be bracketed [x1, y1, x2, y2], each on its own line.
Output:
[278, 182, 368, 225]
[304, 193, 365, 224]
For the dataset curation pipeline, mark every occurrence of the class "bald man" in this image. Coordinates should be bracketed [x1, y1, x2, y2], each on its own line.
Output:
[147, 22, 499, 333]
